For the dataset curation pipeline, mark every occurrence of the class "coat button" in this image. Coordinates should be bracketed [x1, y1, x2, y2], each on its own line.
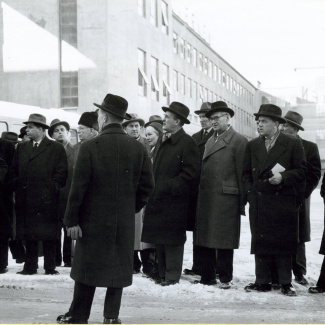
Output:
[253, 168, 256, 171]
[276, 192, 279, 195]
[261, 234, 263, 238]
[258, 192, 261, 195]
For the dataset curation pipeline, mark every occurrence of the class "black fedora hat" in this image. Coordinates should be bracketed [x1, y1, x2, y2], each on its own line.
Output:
[254, 104, 286, 124]
[162, 102, 191, 124]
[48, 119, 70, 138]
[23, 113, 49, 128]
[122, 113, 145, 128]
[93, 93, 131, 120]
[205, 101, 234, 118]
[144, 115, 163, 128]
[1, 131, 18, 143]
[18, 126, 27, 139]
[283, 110, 304, 131]
[194, 102, 212, 115]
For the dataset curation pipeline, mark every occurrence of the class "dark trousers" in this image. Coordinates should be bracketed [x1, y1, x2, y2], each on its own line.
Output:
[255, 254, 292, 285]
[69, 281, 123, 320]
[156, 244, 184, 281]
[0, 239, 9, 269]
[316, 256, 325, 289]
[200, 246, 233, 283]
[292, 242, 306, 276]
[134, 249, 157, 273]
[24, 240, 56, 271]
[56, 227, 72, 265]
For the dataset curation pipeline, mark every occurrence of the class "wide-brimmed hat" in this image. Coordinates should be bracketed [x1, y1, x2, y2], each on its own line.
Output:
[18, 126, 27, 139]
[283, 110, 304, 131]
[93, 93, 131, 120]
[144, 115, 163, 128]
[48, 119, 70, 138]
[205, 101, 234, 118]
[78, 112, 98, 129]
[23, 113, 49, 128]
[162, 102, 190, 124]
[122, 114, 145, 127]
[194, 102, 212, 115]
[145, 122, 163, 134]
[1, 131, 18, 143]
[254, 104, 286, 124]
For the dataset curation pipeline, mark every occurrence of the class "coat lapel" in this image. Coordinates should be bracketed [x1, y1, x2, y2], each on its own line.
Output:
[253, 137, 268, 164]
[29, 137, 50, 161]
[197, 129, 214, 146]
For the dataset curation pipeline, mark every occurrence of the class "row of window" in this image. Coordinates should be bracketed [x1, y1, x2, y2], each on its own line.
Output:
[138, 0, 169, 35]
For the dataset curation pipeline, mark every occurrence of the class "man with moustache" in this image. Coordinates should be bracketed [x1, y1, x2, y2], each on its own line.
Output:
[243, 104, 306, 296]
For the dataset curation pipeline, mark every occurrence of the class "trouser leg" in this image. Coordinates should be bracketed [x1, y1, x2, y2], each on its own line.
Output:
[55, 229, 62, 266]
[192, 244, 203, 274]
[200, 246, 216, 283]
[270, 256, 279, 284]
[164, 244, 184, 281]
[274, 254, 292, 284]
[217, 249, 234, 283]
[316, 256, 325, 289]
[0, 239, 9, 269]
[103, 288, 123, 319]
[24, 240, 38, 271]
[69, 282, 96, 320]
[140, 249, 155, 274]
[63, 227, 72, 264]
[43, 240, 56, 271]
[255, 254, 271, 284]
[292, 242, 306, 276]
[155, 244, 166, 279]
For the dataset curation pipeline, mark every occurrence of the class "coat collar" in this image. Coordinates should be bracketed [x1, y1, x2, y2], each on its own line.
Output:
[197, 128, 214, 146]
[98, 124, 126, 137]
[169, 128, 186, 145]
[29, 136, 51, 161]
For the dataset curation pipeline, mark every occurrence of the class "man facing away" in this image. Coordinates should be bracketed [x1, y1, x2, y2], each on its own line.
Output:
[57, 94, 154, 324]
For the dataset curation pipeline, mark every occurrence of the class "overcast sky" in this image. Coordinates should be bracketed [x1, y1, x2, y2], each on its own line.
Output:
[172, 0, 325, 101]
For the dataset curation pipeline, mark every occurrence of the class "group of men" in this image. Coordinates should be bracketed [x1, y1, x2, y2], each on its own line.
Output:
[0, 92, 325, 324]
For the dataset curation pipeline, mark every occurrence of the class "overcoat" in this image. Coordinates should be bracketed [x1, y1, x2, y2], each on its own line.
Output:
[64, 124, 154, 288]
[298, 138, 321, 243]
[195, 127, 247, 249]
[242, 132, 307, 255]
[319, 173, 325, 255]
[0, 139, 15, 239]
[142, 128, 200, 246]
[13, 137, 68, 240]
[192, 128, 214, 159]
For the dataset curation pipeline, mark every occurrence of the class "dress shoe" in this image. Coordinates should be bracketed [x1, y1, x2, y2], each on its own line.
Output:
[294, 274, 308, 285]
[160, 279, 179, 286]
[57, 315, 87, 324]
[281, 283, 297, 296]
[308, 286, 325, 294]
[183, 268, 200, 276]
[244, 283, 271, 292]
[57, 313, 71, 322]
[45, 269, 60, 275]
[0, 267, 8, 274]
[16, 269, 37, 275]
[271, 283, 281, 290]
[219, 281, 232, 289]
[103, 318, 121, 324]
[154, 278, 165, 284]
[193, 279, 217, 286]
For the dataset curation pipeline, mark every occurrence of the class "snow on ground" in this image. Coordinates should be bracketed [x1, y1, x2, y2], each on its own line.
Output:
[1, 190, 325, 324]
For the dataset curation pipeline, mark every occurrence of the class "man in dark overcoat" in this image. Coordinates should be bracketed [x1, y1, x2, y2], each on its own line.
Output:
[195, 101, 247, 289]
[49, 119, 75, 268]
[13, 114, 68, 275]
[281, 110, 321, 285]
[142, 102, 201, 286]
[57, 94, 154, 324]
[243, 104, 306, 296]
[0, 138, 15, 274]
[183, 102, 214, 277]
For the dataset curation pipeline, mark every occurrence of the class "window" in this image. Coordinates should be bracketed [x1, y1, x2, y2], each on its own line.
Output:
[204, 88, 208, 101]
[161, 1, 169, 35]
[138, 0, 145, 17]
[209, 61, 213, 78]
[213, 93, 217, 102]
[173, 70, 178, 92]
[186, 77, 191, 97]
[213, 65, 217, 81]
[186, 43, 191, 63]
[226, 74, 229, 89]
[162, 63, 171, 105]
[192, 81, 197, 100]
[150, 0, 157, 25]
[173, 32, 178, 54]
[218, 68, 222, 84]
[240, 85, 243, 97]
[222, 71, 226, 87]
[192, 48, 197, 67]
[199, 85, 204, 102]
[179, 74, 185, 94]
[233, 81, 238, 96]
[209, 90, 213, 102]
[204, 57, 208, 74]
[151, 56, 159, 101]
[199, 53, 203, 71]
[180, 38, 185, 59]
[230, 78, 233, 92]
[138, 49, 148, 96]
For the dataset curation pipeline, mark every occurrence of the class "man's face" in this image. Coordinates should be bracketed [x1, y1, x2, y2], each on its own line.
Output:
[77, 124, 92, 141]
[199, 113, 212, 130]
[125, 122, 141, 139]
[209, 112, 229, 132]
[257, 116, 278, 137]
[163, 111, 179, 133]
[26, 123, 42, 141]
[281, 122, 297, 135]
[52, 124, 69, 143]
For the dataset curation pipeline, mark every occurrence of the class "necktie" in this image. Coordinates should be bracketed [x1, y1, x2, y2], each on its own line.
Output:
[265, 138, 271, 151]
[203, 130, 207, 137]
[33, 143, 38, 152]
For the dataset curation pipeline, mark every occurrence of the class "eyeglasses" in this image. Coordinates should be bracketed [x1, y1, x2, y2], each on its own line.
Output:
[209, 114, 228, 122]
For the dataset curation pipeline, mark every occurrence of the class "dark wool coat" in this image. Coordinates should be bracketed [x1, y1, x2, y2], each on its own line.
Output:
[64, 124, 154, 288]
[142, 128, 200, 246]
[192, 128, 214, 159]
[195, 127, 248, 249]
[298, 138, 321, 243]
[0, 139, 15, 239]
[319, 174, 325, 255]
[242, 132, 307, 255]
[13, 137, 68, 240]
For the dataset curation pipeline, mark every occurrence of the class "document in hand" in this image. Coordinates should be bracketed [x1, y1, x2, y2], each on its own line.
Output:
[271, 163, 285, 174]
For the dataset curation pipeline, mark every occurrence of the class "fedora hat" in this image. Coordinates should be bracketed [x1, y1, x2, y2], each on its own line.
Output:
[205, 101, 234, 118]
[254, 104, 286, 124]
[283, 110, 304, 131]
[23, 113, 49, 128]
[162, 102, 191, 124]
[122, 114, 145, 128]
[18, 126, 27, 139]
[194, 102, 212, 115]
[93, 93, 131, 120]
[144, 115, 163, 128]
[145, 121, 163, 134]
[1, 131, 18, 143]
[48, 119, 70, 138]
[78, 112, 98, 129]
